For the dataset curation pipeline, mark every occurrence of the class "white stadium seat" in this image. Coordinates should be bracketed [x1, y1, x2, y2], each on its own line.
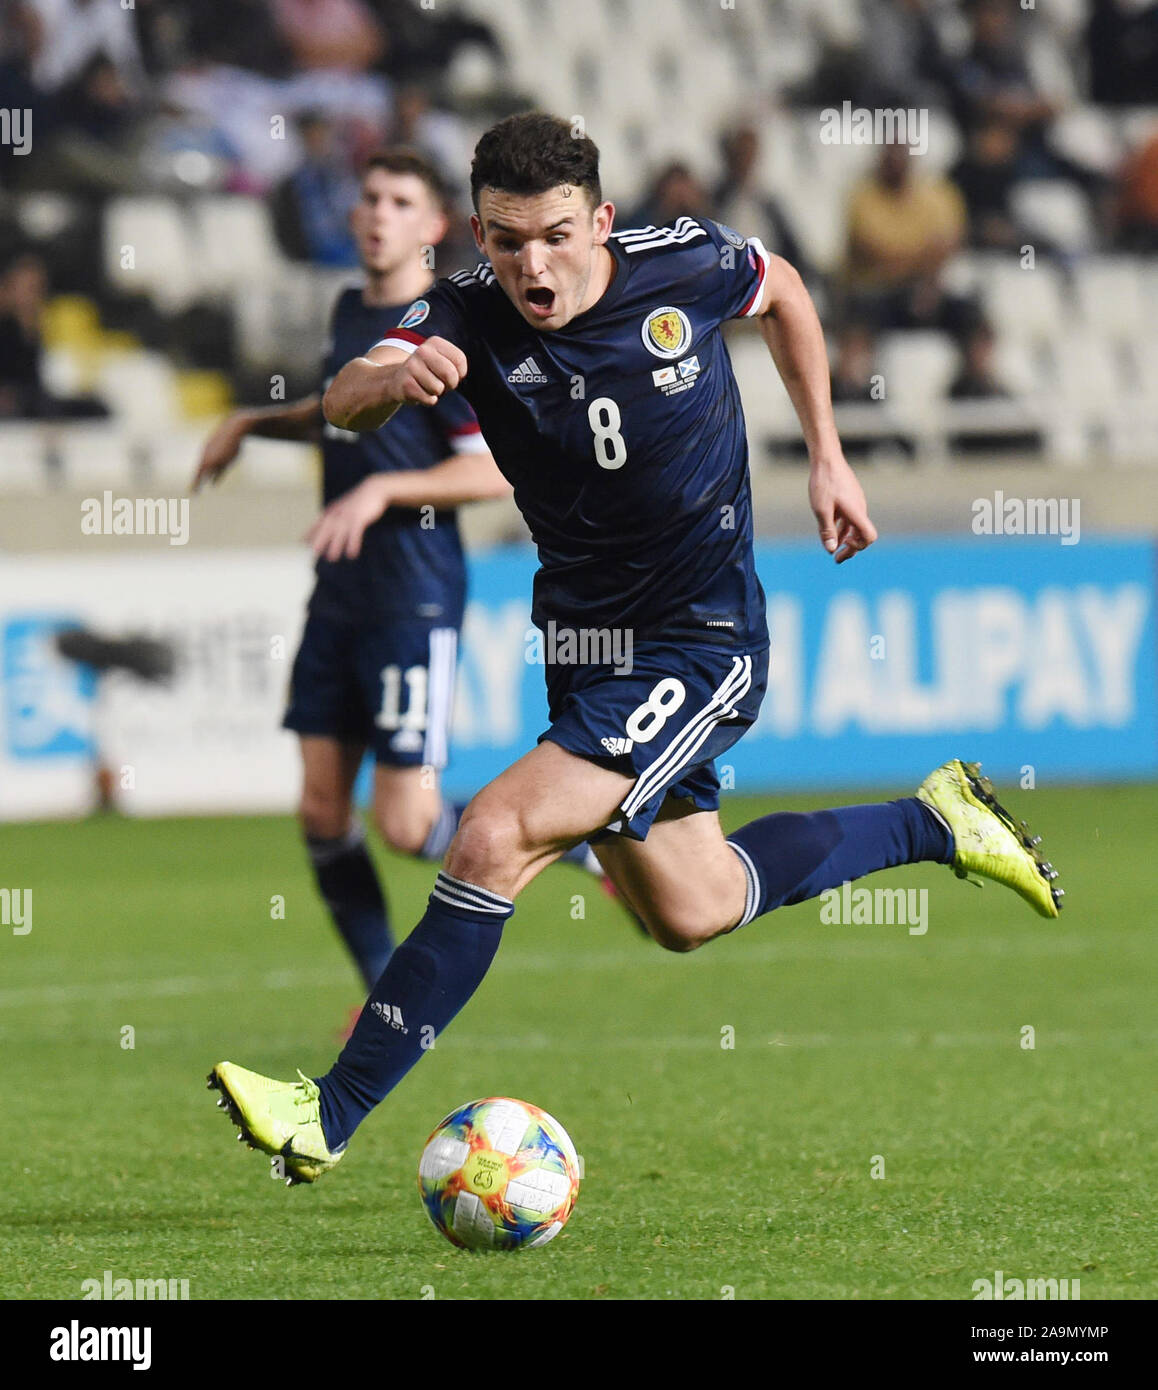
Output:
[978, 258, 1069, 343]
[1072, 258, 1147, 339]
[1048, 105, 1122, 175]
[192, 197, 285, 297]
[0, 424, 52, 492]
[94, 352, 181, 433]
[55, 423, 135, 490]
[877, 331, 959, 418]
[1010, 180, 1096, 255]
[103, 197, 201, 312]
[726, 328, 800, 439]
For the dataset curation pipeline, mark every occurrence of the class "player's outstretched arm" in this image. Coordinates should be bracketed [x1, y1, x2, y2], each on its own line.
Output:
[756, 256, 878, 564]
[307, 452, 511, 562]
[191, 395, 323, 493]
[323, 338, 468, 433]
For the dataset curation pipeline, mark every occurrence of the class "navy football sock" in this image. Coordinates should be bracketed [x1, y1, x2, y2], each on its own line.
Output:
[727, 797, 954, 926]
[316, 870, 511, 1148]
[306, 823, 393, 990]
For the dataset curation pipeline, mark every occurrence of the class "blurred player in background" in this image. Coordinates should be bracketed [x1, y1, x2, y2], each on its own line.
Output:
[195, 149, 596, 999]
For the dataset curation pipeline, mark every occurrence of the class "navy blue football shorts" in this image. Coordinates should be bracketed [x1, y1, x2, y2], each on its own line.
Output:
[283, 613, 459, 768]
[539, 639, 770, 840]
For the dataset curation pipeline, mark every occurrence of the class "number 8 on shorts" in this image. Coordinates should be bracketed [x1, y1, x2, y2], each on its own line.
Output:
[625, 678, 686, 744]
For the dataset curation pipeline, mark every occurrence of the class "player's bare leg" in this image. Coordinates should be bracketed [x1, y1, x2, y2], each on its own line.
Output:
[590, 800, 747, 951]
[442, 741, 632, 898]
[371, 763, 444, 855]
[298, 734, 364, 839]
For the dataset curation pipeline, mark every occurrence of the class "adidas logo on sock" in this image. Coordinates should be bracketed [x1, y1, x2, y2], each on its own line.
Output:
[370, 1001, 408, 1034]
[507, 355, 549, 384]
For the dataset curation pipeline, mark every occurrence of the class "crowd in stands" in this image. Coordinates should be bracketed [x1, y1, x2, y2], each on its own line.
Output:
[0, 0, 1155, 456]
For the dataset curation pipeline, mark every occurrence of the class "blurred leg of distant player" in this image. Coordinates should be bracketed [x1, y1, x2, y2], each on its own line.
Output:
[300, 717, 601, 996]
[299, 735, 394, 991]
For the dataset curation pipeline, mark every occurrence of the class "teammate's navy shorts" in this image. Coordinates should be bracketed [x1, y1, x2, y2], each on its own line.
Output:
[539, 640, 770, 840]
[283, 612, 459, 768]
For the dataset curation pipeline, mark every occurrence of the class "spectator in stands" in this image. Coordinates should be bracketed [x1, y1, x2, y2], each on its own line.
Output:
[1116, 129, 1158, 252]
[947, 317, 1007, 401]
[947, 315, 1042, 454]
[271, 110, 360, 266]
[19, 0, 146, 98]
[857, 0, 951, 110]
[712, 123, 814, 282]
[370, 0, 504, 86]
[950, 0, 1109, 219]
[950, 116, 1024, 250]
[271, 0, 386, 73]
[843, 142, 973, 336]
[946, 0, 1061, 179]
[179, 0, 292, 78]
[1087, 0, 1158, 106]
[0, 249, 106, 418]
[626, 161, 711, 231]
[829, 321, 882, 405]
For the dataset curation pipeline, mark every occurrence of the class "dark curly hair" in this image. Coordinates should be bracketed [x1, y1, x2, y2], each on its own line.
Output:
[470, 112, 601, 212]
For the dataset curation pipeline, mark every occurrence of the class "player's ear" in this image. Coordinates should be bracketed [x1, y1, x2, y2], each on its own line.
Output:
[469, 213, 485, 255]
[590, 200, 615, 245]
[427, 208, 449, 248]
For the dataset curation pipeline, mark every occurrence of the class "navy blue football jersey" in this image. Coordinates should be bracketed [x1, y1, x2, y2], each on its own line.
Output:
[374, 218, 773, 648]
[313, 286, 486, 626]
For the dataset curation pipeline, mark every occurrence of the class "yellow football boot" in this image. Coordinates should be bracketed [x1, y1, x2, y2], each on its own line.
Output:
[917, 759, 1063, 919]
[208, 1061, 346, 1184]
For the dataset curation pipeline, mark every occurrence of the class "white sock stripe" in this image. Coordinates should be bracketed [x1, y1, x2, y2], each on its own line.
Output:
[620, 657, 752, 818]
[727, 839, 760, 927]
[431, 884, 511, 916]
[435, 872, 513, 913]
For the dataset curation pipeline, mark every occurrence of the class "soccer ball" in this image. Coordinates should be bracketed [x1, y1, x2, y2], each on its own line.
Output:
[418, 1096, 581, 1251]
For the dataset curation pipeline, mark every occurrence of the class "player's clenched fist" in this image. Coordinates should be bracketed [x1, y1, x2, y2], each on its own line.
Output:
[324, 337, 469, 432]
[393, 337, 468, 406]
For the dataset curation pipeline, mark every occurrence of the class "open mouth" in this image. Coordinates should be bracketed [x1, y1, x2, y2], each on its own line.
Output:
[525, 286, 555, 317]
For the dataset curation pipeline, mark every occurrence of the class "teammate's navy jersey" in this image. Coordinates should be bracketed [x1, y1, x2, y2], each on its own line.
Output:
[313, 287, 486, 627]
[374, 218, 773, 648]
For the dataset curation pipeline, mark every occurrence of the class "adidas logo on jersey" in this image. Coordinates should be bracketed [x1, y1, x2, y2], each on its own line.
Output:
[600, 736, 635, 756]
[507, 355, 549, 384]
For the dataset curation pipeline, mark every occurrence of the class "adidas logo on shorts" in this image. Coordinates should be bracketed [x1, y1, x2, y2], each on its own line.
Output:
[507, 355, 549, 384]
[601, 736, 634, 756]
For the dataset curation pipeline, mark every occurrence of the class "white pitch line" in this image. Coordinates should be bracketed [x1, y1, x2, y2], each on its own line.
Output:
[0, 931, 1109, 1010]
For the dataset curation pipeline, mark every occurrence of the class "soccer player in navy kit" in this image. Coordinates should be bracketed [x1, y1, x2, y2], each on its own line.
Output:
[194, 150, 514, 993]
[209, 116, 1063, 1182]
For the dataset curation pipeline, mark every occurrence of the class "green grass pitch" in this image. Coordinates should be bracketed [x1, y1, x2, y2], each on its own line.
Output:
[3, 784, 1155, 1300]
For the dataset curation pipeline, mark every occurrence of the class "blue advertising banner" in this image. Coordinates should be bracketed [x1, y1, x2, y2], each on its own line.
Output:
[440, 535, 1157, 797]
